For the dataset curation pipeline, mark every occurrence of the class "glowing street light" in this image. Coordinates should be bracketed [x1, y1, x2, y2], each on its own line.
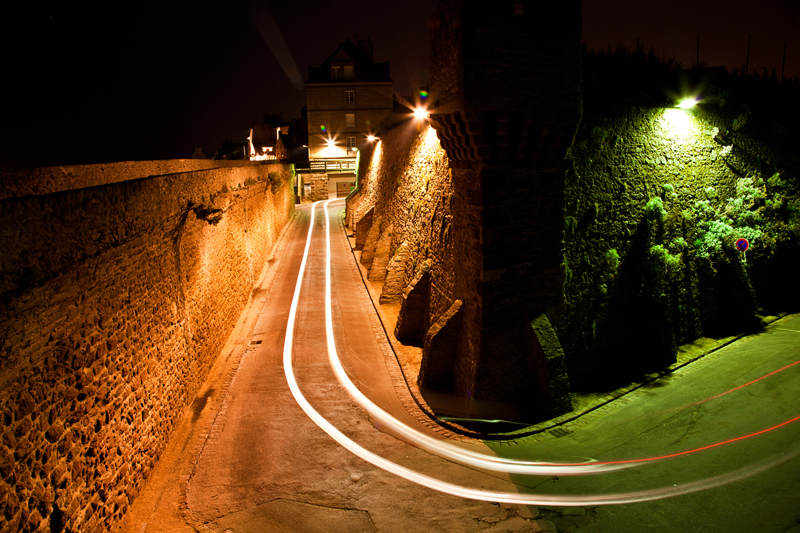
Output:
[367, 134, 377, 142]
[676, 97, 698, 109]
[414, 107, 429, 120]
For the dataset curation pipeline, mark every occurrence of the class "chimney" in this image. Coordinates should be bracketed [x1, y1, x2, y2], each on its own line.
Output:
[358, 39, 373, 61]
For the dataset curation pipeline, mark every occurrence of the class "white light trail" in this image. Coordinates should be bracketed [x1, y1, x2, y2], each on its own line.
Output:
[319, 201, 629, 476]
[282, 200, 800, 506]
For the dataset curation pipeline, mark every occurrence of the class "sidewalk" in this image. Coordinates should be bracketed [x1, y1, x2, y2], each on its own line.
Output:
[117, 214, 300, 533]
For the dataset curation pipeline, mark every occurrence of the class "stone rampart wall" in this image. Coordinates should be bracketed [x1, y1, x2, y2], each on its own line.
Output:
[560, 105, 799, 388]
[347, 122, 504, 406]
[350, 103, 799, 400]
[348, 122, 459, 332]
[348, 121, 572, 421]
[0, 159, 261, 200]
[0, 161, 294, 532]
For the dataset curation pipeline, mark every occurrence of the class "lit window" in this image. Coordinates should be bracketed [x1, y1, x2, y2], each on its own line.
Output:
[344, 65, 354, 79]
[344, 90, 355, 104]
[347, 136, 356, 151]
[331, 66, 341, 80]
[346, 113, 355, 128]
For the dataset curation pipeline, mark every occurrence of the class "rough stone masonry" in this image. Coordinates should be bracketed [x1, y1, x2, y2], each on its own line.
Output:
[0, 160, 294, 532]
[348, 0, 580, 422]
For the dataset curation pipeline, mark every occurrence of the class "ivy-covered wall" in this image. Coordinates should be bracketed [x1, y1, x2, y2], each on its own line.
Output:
[558, 103, 800, 389]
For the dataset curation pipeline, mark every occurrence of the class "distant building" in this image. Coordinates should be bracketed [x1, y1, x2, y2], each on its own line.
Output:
[304, 38, 393, 198]
[279, 107, 310, 163]
[248, 123, 281, 160]
[248, 112, 309, 162]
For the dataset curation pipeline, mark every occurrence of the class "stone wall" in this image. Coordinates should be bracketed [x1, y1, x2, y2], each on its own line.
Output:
[0, 161, 294, 532]
[301, 173, 330, 202]
[425, 0, 581, 421]
[0, 159, 259, 200]
[559, 104, 800, 388]
[347, 0, 582, 424]
[347, 121, 461, 367]
[347, 118, 574, 422]
[353, 1, 798, 422]
[349, 101, 799, 406]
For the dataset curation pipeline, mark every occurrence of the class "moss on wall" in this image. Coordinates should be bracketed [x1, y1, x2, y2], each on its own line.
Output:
[559, 104, 800, 389]
[350, 98, 798, 403]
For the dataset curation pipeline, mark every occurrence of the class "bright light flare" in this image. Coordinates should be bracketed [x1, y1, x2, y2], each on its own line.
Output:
[367, 135, 377, 142]
[676, 97, 698, 109]
[326, 138, 335, 147]
[661, 108, 700, 141]
[414, 107, 429, 120]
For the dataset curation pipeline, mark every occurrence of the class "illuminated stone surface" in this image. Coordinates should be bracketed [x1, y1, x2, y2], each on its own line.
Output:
[0, 161, 294, 532]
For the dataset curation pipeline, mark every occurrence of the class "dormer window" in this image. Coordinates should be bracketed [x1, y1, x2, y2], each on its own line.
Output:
[331, 66, 341, 80]
[343, 65, 354, 79]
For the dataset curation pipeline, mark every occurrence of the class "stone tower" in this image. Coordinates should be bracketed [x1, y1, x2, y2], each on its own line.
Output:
[420, 0, 582, 421]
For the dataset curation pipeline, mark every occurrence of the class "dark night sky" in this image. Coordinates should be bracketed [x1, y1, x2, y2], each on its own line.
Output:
[1, 0, 798, 169]
[583, 0, 800, 78]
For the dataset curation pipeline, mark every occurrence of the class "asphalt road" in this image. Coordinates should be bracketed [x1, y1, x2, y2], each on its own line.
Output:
[182, 201, 531, 532]
[122, 200, 800, 533]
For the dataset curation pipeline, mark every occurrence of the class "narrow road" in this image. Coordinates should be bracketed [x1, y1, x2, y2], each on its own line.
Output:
[183, 201, 530, 532]
[123, 200, 800, 533]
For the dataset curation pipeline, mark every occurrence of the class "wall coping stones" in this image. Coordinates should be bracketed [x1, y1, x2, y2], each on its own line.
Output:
[0, 159, 264, 200]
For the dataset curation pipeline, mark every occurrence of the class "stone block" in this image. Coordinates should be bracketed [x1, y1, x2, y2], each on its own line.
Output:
[368, 224, 393, 282]
[360, 215, 383, 267]
[354, 206, 374, 250]
[380, 241, 410, 304]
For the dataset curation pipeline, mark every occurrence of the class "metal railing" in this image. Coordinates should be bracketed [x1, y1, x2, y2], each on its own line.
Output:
[295, 159, 357, 173]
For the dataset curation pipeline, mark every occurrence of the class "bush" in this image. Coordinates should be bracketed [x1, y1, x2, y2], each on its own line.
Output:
[268, 171, 285, 194]
[605, 248, 620, 270]
[644, 197, 666, 222]
[649, 244, 682, 273]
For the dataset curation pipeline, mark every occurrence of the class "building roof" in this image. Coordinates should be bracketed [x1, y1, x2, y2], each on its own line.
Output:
[250, 123, 278, 148]
[306, 38, 392, 84]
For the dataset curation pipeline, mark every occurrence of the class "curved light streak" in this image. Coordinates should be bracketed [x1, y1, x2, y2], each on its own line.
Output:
[319, 200, 630, 475]
[687, 358, 800, 407]
[283, 200, 800, 506]
[320, 199, 800, 467]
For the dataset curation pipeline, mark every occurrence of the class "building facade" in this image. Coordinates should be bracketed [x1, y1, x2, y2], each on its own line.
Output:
[304, 38, 393, 198]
